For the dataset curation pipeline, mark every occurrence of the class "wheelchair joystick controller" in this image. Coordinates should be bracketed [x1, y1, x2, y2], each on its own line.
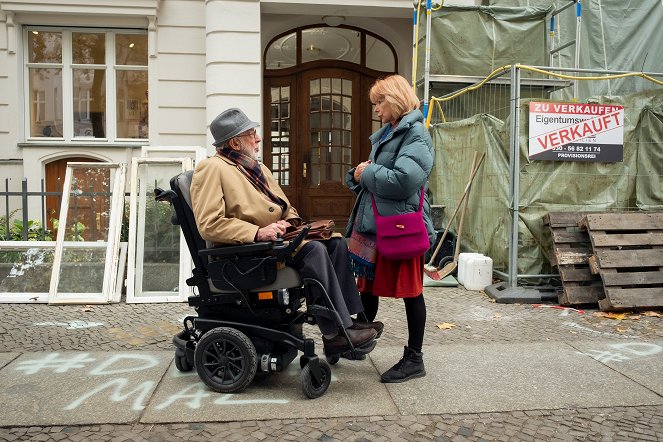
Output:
[274, 233, 284, 247]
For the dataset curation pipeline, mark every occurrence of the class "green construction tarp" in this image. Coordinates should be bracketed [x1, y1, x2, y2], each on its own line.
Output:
[428, 89, 663, 278]
[418, 1, 663, 100]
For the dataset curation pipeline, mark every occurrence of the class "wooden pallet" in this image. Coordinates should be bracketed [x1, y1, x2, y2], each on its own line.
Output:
[544, 212, 604, 305]
[581, 212, 663, 311]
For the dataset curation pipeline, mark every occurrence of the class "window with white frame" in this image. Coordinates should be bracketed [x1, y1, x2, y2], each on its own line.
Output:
[25, 27, 148, 142]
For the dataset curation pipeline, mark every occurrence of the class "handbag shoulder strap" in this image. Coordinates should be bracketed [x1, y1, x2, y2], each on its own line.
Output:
[370, 187, 425, 217]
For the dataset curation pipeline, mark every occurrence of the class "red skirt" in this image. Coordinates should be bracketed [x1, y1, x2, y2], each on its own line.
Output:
[357, 254, 423, 298]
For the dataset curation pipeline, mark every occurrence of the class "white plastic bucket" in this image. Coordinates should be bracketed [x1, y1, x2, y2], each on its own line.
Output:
[463, 255, 493, 291]
[458, 252, 482, 285]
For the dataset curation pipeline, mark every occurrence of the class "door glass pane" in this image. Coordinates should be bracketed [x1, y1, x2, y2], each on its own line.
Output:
[29, 68, 63, 138]
[309, 77, 352, 187]
[72, 32, 105, 64]
[73, 68, 106, 138]
[265, 32, 296, 70]
[366, 35, 396, 72]
[270, 86, 291, 186]
[301, 28, 360, 64]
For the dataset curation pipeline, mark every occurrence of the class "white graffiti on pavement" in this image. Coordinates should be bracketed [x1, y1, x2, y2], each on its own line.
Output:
[14, 353, 97, 374]
[12, 352, 291, 411]
[34, 320, 104, 329]
[65, 378, 156, 411]
[578, 342, 662, 363]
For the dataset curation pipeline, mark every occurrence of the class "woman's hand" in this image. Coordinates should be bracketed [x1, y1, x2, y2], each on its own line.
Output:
[353, 160, 372, 182]
[256, 221, 288, 242]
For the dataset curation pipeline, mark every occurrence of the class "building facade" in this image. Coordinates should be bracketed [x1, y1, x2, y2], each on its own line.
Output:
[1, 0, 481, 225]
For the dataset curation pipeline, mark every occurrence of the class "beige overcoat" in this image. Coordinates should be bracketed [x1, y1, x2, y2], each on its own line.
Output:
[190, 154, 301, 245]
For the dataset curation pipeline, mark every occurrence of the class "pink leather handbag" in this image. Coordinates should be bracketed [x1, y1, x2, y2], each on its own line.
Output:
[370, 189, 429, 260]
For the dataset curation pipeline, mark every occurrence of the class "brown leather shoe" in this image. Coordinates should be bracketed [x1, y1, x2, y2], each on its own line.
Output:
[323, 327, 376, 355]
[350, 318, 384, 338]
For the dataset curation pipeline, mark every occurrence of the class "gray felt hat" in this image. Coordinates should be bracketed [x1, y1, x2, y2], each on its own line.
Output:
[210, 108, 260, 147]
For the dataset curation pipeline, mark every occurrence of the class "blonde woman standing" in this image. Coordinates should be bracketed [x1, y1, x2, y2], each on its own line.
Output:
[346, 75, 435, 383]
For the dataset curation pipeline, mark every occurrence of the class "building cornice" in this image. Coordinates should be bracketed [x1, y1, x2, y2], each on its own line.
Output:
[0, 0, 160, 17]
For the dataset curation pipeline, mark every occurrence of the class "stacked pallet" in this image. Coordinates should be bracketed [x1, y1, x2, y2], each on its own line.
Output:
[580, 212, 663, 311]
[544, 212, 604, 306]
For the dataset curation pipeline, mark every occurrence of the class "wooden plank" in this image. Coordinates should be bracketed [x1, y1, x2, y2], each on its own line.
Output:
[560, 285, 603, 305]
[558, 265, 601, 282]
[545, 212, 587, 228]
[600, 270, 663, 286]
[583, 212, 663, 231]
[590, 232, 663, 247]
[599, 287, 663, 310]
[595, 249, 663, 269]
[552, 230, 591, 244]
[554, 247, 593, 265]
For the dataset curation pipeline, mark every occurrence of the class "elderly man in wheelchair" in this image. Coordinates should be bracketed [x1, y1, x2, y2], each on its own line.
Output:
[158, 108, 383, 399]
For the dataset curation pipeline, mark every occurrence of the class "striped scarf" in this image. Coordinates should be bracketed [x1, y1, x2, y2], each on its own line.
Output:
[219, 147, 286, 214]
[348, 214, 377, 280]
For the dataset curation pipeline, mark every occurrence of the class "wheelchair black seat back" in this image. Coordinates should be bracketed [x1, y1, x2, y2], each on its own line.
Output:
[155, 170, 342, 399]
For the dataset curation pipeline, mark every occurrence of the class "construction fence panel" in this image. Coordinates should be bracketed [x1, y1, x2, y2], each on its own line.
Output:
[428, 66, 663, 285]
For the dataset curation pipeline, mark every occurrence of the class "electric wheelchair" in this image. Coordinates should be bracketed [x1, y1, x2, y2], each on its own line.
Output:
[155, 170, 375, 399]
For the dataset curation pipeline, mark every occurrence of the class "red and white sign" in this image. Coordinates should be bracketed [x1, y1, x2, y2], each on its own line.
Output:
[528, 102, 624, 162]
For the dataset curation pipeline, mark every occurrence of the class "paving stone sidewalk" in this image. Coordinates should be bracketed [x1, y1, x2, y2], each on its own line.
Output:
[1, 286, 662, 441]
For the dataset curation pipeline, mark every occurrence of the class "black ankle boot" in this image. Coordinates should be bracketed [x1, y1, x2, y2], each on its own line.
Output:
[380, 346, 425, 383]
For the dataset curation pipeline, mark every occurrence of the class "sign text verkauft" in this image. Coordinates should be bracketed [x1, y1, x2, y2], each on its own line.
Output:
[528, 102, 624, 162]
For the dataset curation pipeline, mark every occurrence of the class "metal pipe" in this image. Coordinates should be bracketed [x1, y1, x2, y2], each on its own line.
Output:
[550, 40, 575, 54]
[412, 2, 418, 87]
[40, 178, 47, 239]
[529, 65, 663, 77]
[494, 269, 560, 280]
[508, 65, 521, 288]
[4, 179, 9, 240]
[21, 179, 28, 241]
[551, 0, 577, 17]
[573, 1, 582, 100]
[422, 0, 432, 119]
[548, 15, 555, 67]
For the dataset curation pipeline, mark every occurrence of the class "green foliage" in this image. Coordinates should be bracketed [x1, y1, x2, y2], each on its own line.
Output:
[51, 218, 86, 241]
[0, 214, 53, 241]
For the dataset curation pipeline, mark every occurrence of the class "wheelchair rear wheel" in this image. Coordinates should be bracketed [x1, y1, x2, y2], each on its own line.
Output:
[301, 359, 331, 399]
[194, 327, 258, 393]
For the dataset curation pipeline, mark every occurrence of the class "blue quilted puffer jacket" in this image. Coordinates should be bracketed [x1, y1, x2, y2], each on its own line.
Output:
[345, 109, 435, 247]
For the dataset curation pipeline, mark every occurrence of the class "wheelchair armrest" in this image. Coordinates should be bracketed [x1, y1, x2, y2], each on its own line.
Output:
[273, 225, 310, 258]
[199, 241, 273, 258]
[154, 187, 176, 203]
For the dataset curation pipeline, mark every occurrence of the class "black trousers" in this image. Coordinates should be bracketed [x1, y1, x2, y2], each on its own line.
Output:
[292, 237, 363, 335]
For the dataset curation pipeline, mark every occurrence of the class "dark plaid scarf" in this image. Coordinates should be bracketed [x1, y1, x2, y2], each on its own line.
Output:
[219, 147, 286, 214]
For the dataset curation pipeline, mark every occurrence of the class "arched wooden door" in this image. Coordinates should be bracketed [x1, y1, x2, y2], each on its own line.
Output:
[265, 69, 378, 230]
[264, 25, 396, 231]
[45, 157, 103, 239]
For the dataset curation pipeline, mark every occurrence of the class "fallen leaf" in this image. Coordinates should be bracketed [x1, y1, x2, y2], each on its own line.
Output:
[493, 313, 502, 320]
[642, 311, 662, 318]
[594, 312, 628, 320]
[436, 322, 456, 330]
[616, 327, 628, 333]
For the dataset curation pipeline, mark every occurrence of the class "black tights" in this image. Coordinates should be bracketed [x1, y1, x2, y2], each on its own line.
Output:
[360, 292, 426, 352]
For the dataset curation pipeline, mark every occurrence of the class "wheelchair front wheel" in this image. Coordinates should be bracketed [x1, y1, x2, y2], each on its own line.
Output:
[175, 353, 193, 372]
[194, 327, 258, 393]
[325, 353, 340, 365]
[301, 359, 331, 399]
